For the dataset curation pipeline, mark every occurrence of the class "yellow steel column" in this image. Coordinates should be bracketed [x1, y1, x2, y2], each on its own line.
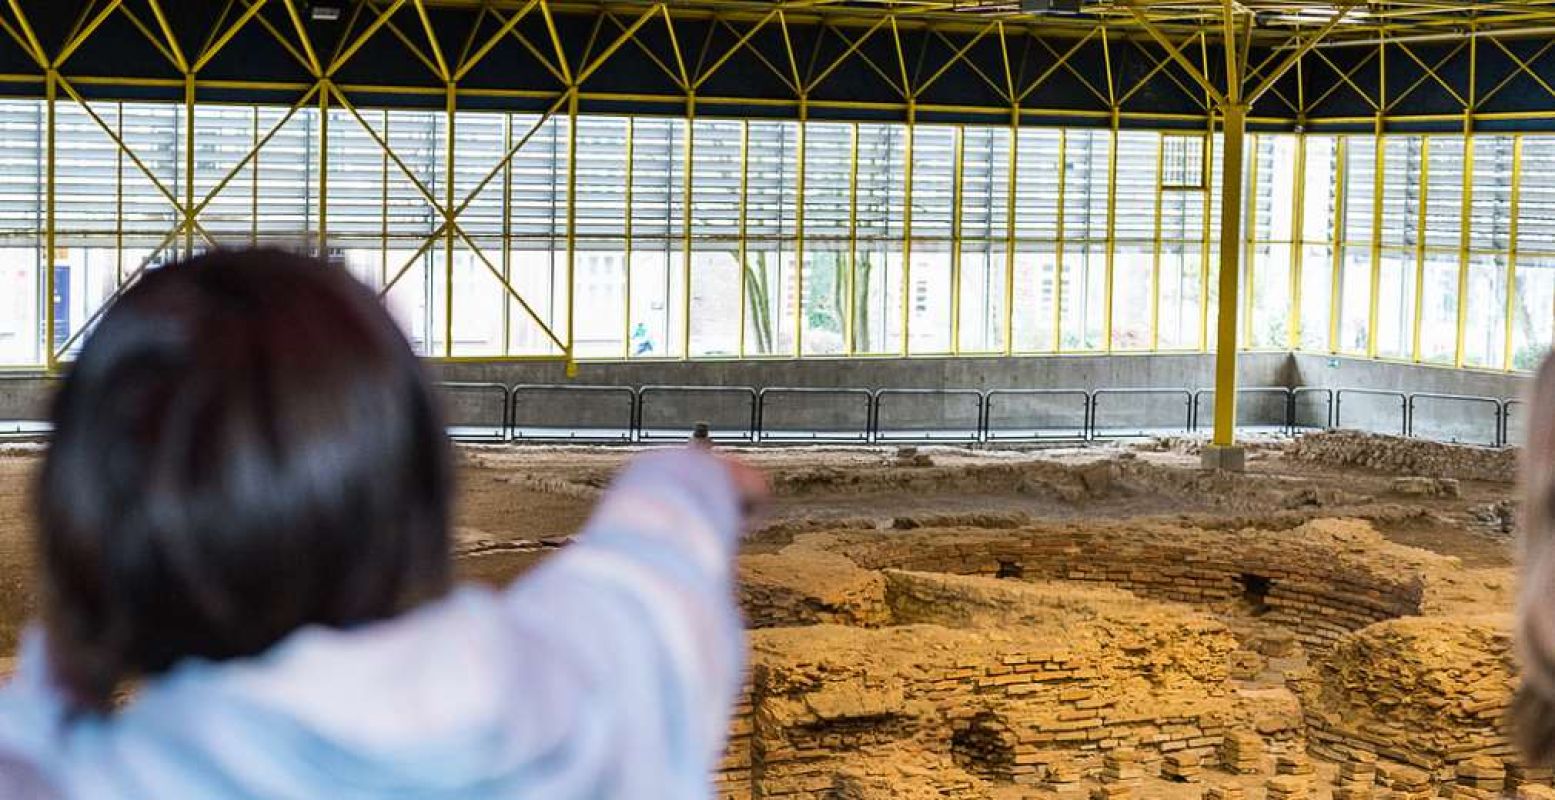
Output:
[1454, 122, 1473, 369]
[623, 117, 634, 360]
[1506, 136, 1523, 372]
[184, 72, 195, 256]
[1103, 112, 1119, 352]
[681, 93, 694, 360]
[901, 101, 914, 357]
[846, 121, 859, 355]
[380, 111, 388, 287]
[950, 126, 964, 354]
[443, 82, 455, 358]
[738, 120, 750, 357]
[1101, 28, 1117, 353]
[1241, 133, 1258, 346]
[318, 80, 330, 257]
[1288, 132, 1308, 351]
[1054, 129, 1067, 352]
[564, 90, 579, 375]
[796, 101, 807, 356]
[1329, 138, 1345, 353]
[500, 113, 512, 355]
[1456, 31, 1478, 369]
[1411, 139, 1429, 362]
[1210, 103, 1247, 448]
[44, 68, 56, 371]
[1366, 114, 1383, 360]
[1149, 134, 1163, 351]
[1004, 107, 1017, 356]
[251, 107, 260, 250]
[119, 104, 127, 282]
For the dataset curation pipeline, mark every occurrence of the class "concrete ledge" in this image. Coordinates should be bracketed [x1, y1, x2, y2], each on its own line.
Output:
[1201, 445, 1248, 472]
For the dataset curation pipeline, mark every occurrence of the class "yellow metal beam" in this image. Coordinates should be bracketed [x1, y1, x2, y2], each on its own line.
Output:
[1210, 103, 1246, 447]
[328, 0, 411, 76]
[413, 0, 452, 81]
[1123, 3, 1226, 108]
[282, 0, 323, 75]
[4, 0, 46, 67]
[55, 0, 123, 69]
[540, 0, 575, 85]
[192, 0, 269, 72]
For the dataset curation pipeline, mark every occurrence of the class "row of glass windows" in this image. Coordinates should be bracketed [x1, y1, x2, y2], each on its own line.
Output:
[0, 97, 1549, 371]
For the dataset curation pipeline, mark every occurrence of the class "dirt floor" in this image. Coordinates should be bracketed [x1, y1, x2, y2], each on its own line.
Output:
[0, 433, 1536, 797]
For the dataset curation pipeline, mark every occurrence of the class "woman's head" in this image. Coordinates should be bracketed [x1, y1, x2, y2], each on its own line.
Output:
[1520, 355, 1555, 762]
[37, 248, 452, 711]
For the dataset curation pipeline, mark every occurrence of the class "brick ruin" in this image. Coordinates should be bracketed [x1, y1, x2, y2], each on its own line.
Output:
[453, 437, 1533, 798]
[721, 516, 1532, 799]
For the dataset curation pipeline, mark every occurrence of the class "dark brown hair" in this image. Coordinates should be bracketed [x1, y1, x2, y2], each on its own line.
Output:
[36, 248, 452, 711]
[1518, 354, 1555, 762]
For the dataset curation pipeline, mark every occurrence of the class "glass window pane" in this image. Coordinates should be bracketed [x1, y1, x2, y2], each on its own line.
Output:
[690, 248, 739, 356]
[908, 242, 951, 353]
[1063, 130, 1110, 243]
[1302, 136, 1338, 244]
[959, 244, 1005, 353]
[1344, 136, 1376, 245]
[1061, 245, 1106, 351]
[1013, 243, 1058, 352]
[1112, 242, 1153, 350]
[802, 249, 847, 355]
[803, 122, 852, 242]
[853, 247, 902, 354]
[573, 243, 628, 358]
[1462, 253, 1508, 369]
[1423, 137, 1463, 250]
[1112, 131, 1156, 243]
[1379, 136, 1421, 248]
[959, 126, 1009, 240]
[910, 125, 955, 240]
[1159, 244, 1203, 350]
[1417, 251, 1457, 364]
[629, 247, 683, 358]
[1338, 242, 1371, 354]
[1299, 245, 1334, 351]
[1375, 248, 1416, 360]
[1250, 243, 1292, 348]
[1014, 128, 1060, 241]
[1471, 136, 1514, 252]
[1515, 254, 1555, 371]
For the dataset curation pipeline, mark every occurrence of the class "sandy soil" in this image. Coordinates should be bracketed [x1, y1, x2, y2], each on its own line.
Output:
[0, 439, 1516, 656]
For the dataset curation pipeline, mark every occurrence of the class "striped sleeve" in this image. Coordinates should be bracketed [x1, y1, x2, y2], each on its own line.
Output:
[498, 449, 748, 793]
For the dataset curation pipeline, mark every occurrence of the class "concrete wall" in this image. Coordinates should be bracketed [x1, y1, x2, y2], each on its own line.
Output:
[1289, 354, 1528, 446]
[2, 352, 1531, 443]
[428, 352, 1296, 392]
[1289, 354, 1529, 400]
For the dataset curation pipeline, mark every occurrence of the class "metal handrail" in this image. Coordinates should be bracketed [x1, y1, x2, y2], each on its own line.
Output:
[1334, 388, 1408, 436]
[509, 384, 637, 443]
[983, 388, 1091, 442]
[434, 381, 510, 443]
[1405, 392, 1502, 446]
[1291, 387, 1336, 430]
[1091, 388, 1193, 439]
[756, 387, 874, 443]
[871, 388, 986, 443]
[1190, 387, 1295, 433]
[637, 385, 759, 443]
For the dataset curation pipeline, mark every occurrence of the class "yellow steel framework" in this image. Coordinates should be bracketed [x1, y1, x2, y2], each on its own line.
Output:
[1, 0, 1554, 452]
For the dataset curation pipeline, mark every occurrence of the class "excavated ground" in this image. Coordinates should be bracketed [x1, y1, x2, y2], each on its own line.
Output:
[0, 432, 1537, 798]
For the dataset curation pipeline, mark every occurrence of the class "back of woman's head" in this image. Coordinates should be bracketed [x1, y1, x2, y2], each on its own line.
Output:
[37, 248, 452, 711]
[1519, 355, 1555, 763]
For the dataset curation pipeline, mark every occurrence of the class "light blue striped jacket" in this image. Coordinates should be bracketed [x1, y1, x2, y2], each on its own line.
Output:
[0, 450, 746, 799]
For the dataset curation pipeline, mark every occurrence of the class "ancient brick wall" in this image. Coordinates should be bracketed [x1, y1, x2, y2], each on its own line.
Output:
[834, 519, 1439, 652]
